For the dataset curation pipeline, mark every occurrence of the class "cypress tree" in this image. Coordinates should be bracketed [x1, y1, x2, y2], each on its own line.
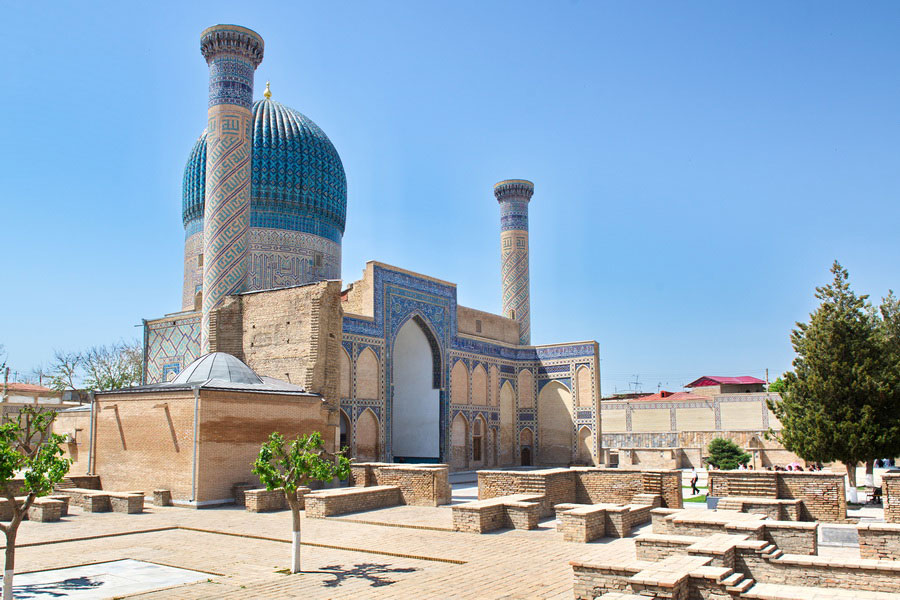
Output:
[770, 261, 900, 487]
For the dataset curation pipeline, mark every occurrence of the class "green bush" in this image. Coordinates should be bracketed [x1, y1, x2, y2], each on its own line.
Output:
[706, 437, 751, 470]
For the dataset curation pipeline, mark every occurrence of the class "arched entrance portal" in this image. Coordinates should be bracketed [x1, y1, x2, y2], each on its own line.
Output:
[391, 316, 441, 462]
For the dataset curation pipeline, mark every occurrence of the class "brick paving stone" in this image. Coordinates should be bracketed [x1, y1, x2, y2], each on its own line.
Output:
[1, 502, 872, 599]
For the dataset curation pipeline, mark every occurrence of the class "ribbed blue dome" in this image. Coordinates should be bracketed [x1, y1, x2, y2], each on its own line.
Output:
[182, 97, 347, 241]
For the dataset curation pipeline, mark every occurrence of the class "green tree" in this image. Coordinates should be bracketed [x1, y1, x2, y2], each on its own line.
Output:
[0, 407, 71, 600]
[768, 377, 786, 393]
[706, 437, 751, 470]
[769, 262, 900, 488]
[252, 431, 350, 574]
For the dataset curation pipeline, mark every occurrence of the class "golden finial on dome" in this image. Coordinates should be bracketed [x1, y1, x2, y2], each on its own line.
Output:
[263, 81, 272, 99]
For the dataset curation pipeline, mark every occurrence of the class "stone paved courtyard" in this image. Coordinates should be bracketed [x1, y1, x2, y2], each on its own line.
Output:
[2, 494, 868, 600]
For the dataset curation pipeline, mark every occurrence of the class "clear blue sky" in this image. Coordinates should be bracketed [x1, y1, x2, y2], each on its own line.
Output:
[3, 1, 899, 394]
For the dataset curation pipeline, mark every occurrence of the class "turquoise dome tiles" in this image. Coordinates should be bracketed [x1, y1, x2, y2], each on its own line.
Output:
[182, 132, 207, 226]
[251, 98, 347, 241]
[181, 98, 347, 242]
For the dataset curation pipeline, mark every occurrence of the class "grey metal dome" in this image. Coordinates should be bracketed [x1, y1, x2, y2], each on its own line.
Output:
[171, 352, 263, 385]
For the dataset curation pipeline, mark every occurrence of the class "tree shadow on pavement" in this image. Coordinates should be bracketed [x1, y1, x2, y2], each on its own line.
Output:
[310, 562, 419, 588]
[8, 576, 104, 599]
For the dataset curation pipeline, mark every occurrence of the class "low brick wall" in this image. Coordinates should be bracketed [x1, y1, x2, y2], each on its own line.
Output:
[82, 494, 111, 512]
[305, 485, 402, 518]
[348, 462, 393, 487]
[66, 475, 102, 490]
[478, 467, 682, 517]
[650, 508, 680, 534]
[245, 489, 286, 513]
[232, 483, 256, 507]
[777, 472, 846, 521]
[452, 494, 542, 533]
[883, 473, 900, 523]
[376, 465, 450, 506]
[763, 521, 817, 555]
[347, 463, 451, 506]
[56, 488, 111, 512]
[634, 534, 697, 561]
[571, 561, 646, 600]
[708, 471, 846, 521]
[735, 539, 900, 592]
[153, 490, 172, 506]
[708, 471, 777, 498]
[109, 493, 143, 514]
[859, 523, 900, 560]
[47, 495, 69, 516]
[716, 496, 803, 521]
[27, 499, 64, 522]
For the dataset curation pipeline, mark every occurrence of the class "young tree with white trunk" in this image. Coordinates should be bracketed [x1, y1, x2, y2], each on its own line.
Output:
[252, 431, 350, 574]
[0, 406, 71, 600]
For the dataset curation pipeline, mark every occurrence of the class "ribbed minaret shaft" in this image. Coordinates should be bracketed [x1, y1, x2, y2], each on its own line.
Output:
[495, 179, 534, 346]
[199, 25, 264, 352]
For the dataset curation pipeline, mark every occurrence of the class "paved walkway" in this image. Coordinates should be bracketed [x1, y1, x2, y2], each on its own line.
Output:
[4, 502, 638, 599]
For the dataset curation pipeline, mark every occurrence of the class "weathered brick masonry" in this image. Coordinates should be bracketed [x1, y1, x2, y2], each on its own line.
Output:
[708, 470, 845, 521]
[883, 472, 900, 523]
[349, 463, 451, 506]
[478, 467, 682, 517]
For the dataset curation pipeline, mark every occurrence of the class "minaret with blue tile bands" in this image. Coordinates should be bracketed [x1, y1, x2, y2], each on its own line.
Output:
[495, 179, 534, 346]
[199, 25, 263, 352]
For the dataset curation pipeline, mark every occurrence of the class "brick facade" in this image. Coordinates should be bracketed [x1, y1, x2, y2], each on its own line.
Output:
[92, 388, 329, 505]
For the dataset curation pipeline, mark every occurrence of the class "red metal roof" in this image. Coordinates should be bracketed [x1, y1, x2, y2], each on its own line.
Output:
[3, 382, 54, 394]
[631, 391, 704, 403]
[685, 376, 766, 388]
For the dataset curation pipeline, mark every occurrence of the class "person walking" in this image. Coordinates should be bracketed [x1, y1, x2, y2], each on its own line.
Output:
[690, 468, 699, 496]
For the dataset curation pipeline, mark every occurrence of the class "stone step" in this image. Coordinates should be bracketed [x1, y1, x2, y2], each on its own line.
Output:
[727, 576, 754, 594]
[721, 572, 743, 587]
[743, 583, 897, 599]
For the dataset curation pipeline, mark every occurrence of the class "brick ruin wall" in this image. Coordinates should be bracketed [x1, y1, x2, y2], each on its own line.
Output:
[212, 280, 344, 452]
[345, 462, 450, 506]
[859, 523, 900, 560]
[883, 473, 900, 523]
[708, 471, 845, 521]
[478, 468, 682, 509]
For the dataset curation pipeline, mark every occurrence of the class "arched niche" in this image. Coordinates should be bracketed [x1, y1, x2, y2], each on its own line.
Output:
[518, 369, 534, 409]
[391, 316, 441, 461]
[340, 348, 352, 399]
[356, 408, 380, 461]
[356, 347, 379, 400]
[451, 360, 469, 405]
[472, 364, 488, 406]
[499, 381, 515, 466]
[537, 380, 574, 465]
[451, 412, 469, 470]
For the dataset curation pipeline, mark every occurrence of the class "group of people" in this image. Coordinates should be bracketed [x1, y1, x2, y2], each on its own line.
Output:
[764, 463, 823, 471]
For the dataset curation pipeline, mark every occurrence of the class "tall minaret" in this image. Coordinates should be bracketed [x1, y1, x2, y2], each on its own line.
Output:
[199, 25, 264, 352]
[494, 179, 534, 346]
